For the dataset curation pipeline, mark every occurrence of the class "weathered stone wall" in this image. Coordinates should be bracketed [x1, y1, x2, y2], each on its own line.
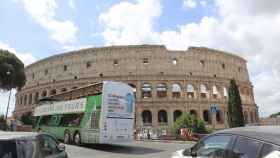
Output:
[14, 45, 258, 131]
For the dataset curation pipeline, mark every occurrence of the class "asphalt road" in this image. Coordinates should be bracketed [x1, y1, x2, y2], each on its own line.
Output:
[66, 141, 194, 158]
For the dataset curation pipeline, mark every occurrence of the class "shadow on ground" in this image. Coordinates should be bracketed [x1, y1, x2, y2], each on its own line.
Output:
[82, 144, 165, 155]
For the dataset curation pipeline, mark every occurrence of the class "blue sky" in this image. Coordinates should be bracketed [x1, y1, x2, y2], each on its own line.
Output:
[1, 0, 280, 117]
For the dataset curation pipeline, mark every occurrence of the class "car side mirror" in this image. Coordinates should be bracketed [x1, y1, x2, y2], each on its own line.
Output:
[190, 148, 197, 157]
[58, 143, 66, 151]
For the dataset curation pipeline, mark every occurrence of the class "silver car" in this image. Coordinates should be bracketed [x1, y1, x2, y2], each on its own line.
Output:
[0, 131, 68, 158]
[172, 126, 280, 158]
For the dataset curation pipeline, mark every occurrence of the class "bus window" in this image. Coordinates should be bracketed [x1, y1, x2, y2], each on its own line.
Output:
[39, 116, 51, 126]
[59, 114, 84, 127]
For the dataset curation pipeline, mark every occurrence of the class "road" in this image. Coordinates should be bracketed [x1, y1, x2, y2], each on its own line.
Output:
[66, 141, 194, 158]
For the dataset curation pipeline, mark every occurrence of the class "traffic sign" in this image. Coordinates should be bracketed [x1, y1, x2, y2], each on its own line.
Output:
[210, 105, 219, 113]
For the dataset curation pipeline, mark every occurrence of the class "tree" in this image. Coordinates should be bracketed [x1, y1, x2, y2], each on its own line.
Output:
[227, 79, 245, 127]
[270, 112, 280, 118]
[0, 49, 26, 91]
[0, 115, 8, 130]
[20, 111, 33, 125]
[172, 112, 207, 137]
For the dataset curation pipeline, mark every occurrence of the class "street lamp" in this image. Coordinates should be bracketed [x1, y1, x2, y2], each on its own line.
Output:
[5, 71, 12, 119]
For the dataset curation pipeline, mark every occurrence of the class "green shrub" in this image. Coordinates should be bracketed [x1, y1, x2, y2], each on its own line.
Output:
[172, 112, 208, 137]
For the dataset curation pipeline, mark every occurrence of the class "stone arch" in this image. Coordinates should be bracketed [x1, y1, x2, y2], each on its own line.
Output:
[142, 110, 152, 124]
[157, 83, 167, 98]
[187, 84, 195, 98]
[28, 93, 32, 105]
[141, 83, 152, 98]
[41, 90, 47, 98]
[223, 87, 228, 98]
[172, 83, 181, 98]
[20, 96, 23, 105]
[158, 109, 168, 123]
[203, 110, 211, 124]
[24, 95, 27, 106]
[173, 110, 182, 122]
[34, 92, 39, 104]
[212, 85, 220, 99]
[200, 84, 208, 98]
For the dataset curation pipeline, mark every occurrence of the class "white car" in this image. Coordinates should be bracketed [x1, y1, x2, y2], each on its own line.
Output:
[172, 126, 280, 158]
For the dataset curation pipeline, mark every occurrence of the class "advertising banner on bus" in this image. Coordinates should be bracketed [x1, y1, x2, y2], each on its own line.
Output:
[34, 98, 87, 116]
[99, 81, 135, 144]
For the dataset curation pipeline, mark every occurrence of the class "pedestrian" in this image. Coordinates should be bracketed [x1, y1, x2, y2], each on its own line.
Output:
[147, 130, 150, 139]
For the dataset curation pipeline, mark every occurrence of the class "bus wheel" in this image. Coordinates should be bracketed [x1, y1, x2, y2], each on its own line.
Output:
[74, 132, 81, 145]
[64, 132, 70, 144]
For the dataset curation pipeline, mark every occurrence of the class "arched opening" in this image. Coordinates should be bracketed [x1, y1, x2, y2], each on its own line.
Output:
[142, 110, 152, 125]
[50, 89, 57, 95]
[24, 95, 27, 106]
[158, 110, 168, 123]
[190, 110, 197, 117]
[157, 83, 167, 98]
[28, 94, 32, 105]
[41, 90, 47, 98]
[141, 83, 152, 98]
[20, 96, 23, 105]
[187, 84, 195, 98]
[216, 110, 223, 124]
[34, 92, 39, 104]
[244, 111, 249, 124]
[203, 110, 211, 124]
[250, 111, 255, 123]
[223, 87, 228, 98]
[200, 84, 208, 98]
[172, 83, 181, 98]
[173, 110, 182, 122]
[212, 85, 219, 99]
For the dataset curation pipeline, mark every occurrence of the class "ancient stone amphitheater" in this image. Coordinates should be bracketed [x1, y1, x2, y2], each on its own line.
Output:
[14, 45, 258, 133]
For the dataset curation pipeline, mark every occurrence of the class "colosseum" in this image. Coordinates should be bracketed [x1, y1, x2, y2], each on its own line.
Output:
[14, 44, 258, 134]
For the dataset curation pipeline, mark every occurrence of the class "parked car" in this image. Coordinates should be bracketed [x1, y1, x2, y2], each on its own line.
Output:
[172, 126, 280, 158]
[0, 131, 68, 158]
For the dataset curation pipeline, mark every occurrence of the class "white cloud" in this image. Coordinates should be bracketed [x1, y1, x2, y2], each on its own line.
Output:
[69, 0, 75, 10]
[183, 0, 197, 8]
[0, 41, 36, 65]
[99, 0, 161, 45]
[99, 0, 280, 117]
[200, 1, 207, 7]
[19, 0, 78, 44]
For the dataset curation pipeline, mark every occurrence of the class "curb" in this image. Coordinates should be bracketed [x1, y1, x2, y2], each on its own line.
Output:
[136, 139, 195, 144]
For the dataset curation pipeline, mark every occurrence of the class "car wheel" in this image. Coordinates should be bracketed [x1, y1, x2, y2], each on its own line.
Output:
[74, 132, 81, 145]
[64, 131, 70, 144]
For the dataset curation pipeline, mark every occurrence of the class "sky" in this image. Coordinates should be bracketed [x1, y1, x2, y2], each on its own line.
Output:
[0, 0, 280, 117]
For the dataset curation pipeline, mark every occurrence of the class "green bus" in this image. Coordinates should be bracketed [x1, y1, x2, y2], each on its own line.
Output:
[34, 81, 135, 145]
